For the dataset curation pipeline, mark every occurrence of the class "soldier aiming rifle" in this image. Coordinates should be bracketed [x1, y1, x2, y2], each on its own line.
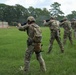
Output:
[17, 16, 46, 73]
[43, 16, 64, 53]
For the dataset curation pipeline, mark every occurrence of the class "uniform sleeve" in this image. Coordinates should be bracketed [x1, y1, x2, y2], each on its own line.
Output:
[68, 21, 72, 29]
[43, 21, 51, 26]
[60, 22, 64, 26]
[18, 24, 29, 31]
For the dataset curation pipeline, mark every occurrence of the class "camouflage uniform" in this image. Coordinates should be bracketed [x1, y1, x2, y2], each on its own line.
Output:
[44, 17, 64, 53]
[60, 17, 73, 44]
[71, 19, 76, 38]
[18, 16, 46, 72]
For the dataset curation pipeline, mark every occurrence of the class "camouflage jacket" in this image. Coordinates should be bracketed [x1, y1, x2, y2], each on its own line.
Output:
[18, 23, 42, 39]
[60, 20, 72, 32]
[44, 20, 60, 31]
[71, 21, 76, 30]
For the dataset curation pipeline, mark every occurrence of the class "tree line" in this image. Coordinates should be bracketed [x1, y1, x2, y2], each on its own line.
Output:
[0, 2, 76, 26]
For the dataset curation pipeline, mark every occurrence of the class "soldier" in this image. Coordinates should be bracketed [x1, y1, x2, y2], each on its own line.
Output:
[18, 16, 46, 73]
[71, 18, 76, 38]
[60, 17, 73, 45]
[43, 17, 64, 53]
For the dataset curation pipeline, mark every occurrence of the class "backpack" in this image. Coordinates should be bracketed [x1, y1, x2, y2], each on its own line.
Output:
[32, 24, 42, 43]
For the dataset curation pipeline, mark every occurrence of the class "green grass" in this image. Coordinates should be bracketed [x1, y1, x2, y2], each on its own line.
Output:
[0, 27, 76, 75]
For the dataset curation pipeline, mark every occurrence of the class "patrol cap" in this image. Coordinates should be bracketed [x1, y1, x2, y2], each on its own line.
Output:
[27, 16, 36, 22]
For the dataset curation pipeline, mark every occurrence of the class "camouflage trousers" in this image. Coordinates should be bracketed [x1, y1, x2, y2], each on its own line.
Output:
[24, 44, 46, 72]
[48, 30, 64, 53]
[63, 31, 73, 45]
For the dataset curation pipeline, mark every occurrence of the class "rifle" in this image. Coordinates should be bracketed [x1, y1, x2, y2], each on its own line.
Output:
[60, 20, 64, 23]
[21, 22, 27, 26]
[46, 19, 50, 22]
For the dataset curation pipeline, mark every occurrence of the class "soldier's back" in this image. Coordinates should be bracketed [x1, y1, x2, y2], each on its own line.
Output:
[63, 20, 71, 30]
[49, 20, 60, 30]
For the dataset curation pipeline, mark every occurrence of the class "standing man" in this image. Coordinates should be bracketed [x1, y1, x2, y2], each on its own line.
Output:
[60, 17, 73, 45]
[71, 18, 76, 38]
[18, 16, 46, 73]
[43, 17, 64, 53]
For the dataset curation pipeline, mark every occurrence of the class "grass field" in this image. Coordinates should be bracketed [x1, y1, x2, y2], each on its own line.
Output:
[0, 27, 76, 75]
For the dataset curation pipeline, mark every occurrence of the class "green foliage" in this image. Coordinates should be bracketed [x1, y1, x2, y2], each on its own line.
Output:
[0, 2, 76, 26]
[0, 27, 76, 75]
[50, 2, 64, 17]
[67, 11, 76, 20]
[0, 4, 50, 26]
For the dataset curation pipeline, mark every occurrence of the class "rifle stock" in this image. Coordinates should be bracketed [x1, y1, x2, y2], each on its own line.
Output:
[21, 22, 27, 26]
[60, 20, 64, 23]
[46, 19, 50, 22]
